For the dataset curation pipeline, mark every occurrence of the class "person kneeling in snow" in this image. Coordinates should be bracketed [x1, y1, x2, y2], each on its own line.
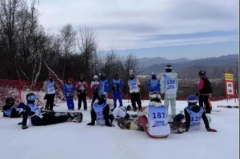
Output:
[87, 92, 130, 127]
[18, 93, 80, 130]
[2, 97, 24, 118]
[184, 95, 216, 132]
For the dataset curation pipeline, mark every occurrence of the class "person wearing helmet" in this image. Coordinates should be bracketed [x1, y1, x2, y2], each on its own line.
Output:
[87, 92, 128, 127]
[90, 75, 100, 107]
[197, 70, 212, 114]
[18, 93, 81, 129]
[43, 73, 56, 111]
[76, 74, 88, 110]
[135, 91, 170, 138]
[128, 71, 142, 111]
[160, 64, 178, 117]
[2, 97, 24, 117]
[148, 72, 160, 93]
[184, 95, 216, 132]
[111, 73, 123, 108]
[98, 73, 109, 96]
[63, 78, 75, 110]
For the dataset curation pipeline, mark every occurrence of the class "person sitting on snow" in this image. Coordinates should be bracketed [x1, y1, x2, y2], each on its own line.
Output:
[87, 92, 129, 127]
[18, 93, 82, 130]
[184, 95, 216, 132]
[2, 97, 24, 118]
[137, 91, 170, 138]
[116, 91, 170, 138]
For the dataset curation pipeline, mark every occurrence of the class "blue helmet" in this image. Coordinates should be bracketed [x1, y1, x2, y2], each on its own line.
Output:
[187, 95, 198, 104]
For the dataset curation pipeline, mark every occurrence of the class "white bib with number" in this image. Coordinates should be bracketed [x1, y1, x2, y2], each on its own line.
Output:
[148, 105, 170, 136]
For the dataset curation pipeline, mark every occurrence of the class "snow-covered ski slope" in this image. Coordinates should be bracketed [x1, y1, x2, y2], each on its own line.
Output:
[0, 99, 239, 159]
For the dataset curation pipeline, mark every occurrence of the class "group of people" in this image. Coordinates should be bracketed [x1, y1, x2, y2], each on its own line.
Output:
[43, 64, 212, 116]
[1, 64, 215, 138]
[2, 90, 217, 138]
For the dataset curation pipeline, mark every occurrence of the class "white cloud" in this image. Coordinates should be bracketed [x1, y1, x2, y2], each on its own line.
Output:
[33, 0, 239, 50]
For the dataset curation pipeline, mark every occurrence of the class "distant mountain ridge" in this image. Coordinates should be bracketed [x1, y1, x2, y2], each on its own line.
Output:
[140, 54, 239, 79]
[139, 54, 238, 69]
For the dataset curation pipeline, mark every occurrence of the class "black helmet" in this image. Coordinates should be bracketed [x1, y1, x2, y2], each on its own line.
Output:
[151, 72, 156, 78]
[80, 74, 85, 80]
[26, 93, 36, 104]
[149, 91, 161, 100]
[97, 92, 107, 103]
[5, 97, 15, 105]
[99, 73, 106, 80]
[165, 64, 172, 72]
[198, 70, 206, 77]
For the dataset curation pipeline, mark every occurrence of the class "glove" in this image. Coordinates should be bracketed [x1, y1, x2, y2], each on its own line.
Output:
[161, 93, 165, 100]
[18, 122, 23, 125]
[105, 123, 114, 127]
[112, 87, 115, 91]
[195, 92, 199, 96]
[87, 122, 95, 126]
[207, 128, 217, 132]
[22, 125, 28, 130]
[151, 89, 154, 92]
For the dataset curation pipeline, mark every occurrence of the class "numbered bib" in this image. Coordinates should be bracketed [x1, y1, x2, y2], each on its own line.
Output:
[164, 75, 177, 94]
[47, 80, 55, 94]
[186, 107, 204, 131]
[148, 105, 170, 136]
[128, 78, 138, 93]
[93, 103, 107, 125]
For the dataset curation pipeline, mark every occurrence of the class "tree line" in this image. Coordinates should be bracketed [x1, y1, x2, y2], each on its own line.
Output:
[0, 0, 140, 92]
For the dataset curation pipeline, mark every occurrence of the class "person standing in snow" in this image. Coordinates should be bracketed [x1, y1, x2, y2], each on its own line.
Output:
[91, 75, 100, 107]
[98, 73, 109, 96]
[160, 64, 178, 117]
[148, 72, 160, 93]
[111, 73, 123, 108]
[196, 70, 212, 114]
[43, 73, 56, 111]
[128, 71, 142, 111]
[63, 78, 75, 110]
[76, 74, 88, 110]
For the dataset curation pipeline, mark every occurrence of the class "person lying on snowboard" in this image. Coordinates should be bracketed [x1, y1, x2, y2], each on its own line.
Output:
[2, 97, 25, 118]
[18, 93, 81, 130]
[184, 95, 217, 132]
[87, 92, 130, 127]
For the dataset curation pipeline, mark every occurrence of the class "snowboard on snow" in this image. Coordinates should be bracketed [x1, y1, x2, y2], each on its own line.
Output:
[42, 110, 83, 123]
[115, 117, 186, 134]
[217, 105, 239, 108]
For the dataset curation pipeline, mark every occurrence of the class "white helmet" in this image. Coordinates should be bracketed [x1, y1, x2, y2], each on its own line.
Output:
[94, 75, 98, 80]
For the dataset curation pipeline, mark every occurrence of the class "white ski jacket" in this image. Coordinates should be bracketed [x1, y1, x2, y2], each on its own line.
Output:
[160, 72, 178, 98]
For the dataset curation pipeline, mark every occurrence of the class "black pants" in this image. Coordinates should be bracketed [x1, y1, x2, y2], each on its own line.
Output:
[39, 113, 69, 126]
[91, 93, 99, 106]
[11, 108, 22, 118]
[199, 95, 211, 112]
[78, 93, 87, 110]
[45, 94, 55, 110]
[130, 93, 142, 110]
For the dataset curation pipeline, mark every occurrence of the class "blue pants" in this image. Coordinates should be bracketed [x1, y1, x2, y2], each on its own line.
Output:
[113, 91, 123, 108]
[66, 98, 74, 110]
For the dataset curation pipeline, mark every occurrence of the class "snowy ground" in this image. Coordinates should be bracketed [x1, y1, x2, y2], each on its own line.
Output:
[0, 99, 239, 159]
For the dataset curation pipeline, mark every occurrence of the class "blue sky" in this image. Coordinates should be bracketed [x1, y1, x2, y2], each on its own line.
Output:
[32, 0, 239, 59]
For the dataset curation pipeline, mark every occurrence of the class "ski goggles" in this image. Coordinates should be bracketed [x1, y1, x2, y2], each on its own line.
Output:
[27, 94, 36, 101]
